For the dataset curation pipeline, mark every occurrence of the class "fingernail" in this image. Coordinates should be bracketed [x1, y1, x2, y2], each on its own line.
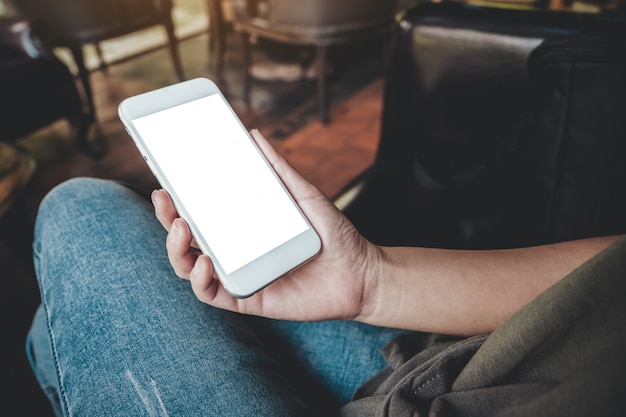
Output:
[171, 218, 181, 233]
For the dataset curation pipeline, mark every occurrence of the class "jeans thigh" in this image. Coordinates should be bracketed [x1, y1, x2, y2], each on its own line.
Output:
[29, 178, 316, 416]
[246, 317, 407, 409]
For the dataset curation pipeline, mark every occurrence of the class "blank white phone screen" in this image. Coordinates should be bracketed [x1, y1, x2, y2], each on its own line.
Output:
[132, 94, 309, 274]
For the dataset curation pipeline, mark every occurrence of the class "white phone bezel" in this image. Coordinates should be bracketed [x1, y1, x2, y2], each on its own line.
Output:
[118, 78, 321, 298]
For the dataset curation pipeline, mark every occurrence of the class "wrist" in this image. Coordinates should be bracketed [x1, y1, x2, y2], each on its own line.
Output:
[354, 241, 386, 325]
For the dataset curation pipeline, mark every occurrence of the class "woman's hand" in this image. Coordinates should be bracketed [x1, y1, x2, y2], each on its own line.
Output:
[153, 130, 623, 334]
[153, 129, 381, 322]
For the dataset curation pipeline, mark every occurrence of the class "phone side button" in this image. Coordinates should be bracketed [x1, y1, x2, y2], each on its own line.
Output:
[142, 155, 153, 170]
[142, 156, 158, 179]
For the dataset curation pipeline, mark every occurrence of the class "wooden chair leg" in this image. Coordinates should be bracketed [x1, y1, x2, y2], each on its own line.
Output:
[207, 0, 226, 72]
[69, 45, 96, 120]
[316, 45, 329, 124]
[69, 110, 102, 158]
[164, 23, 185, 81]
[94, 42, 108, 72]
[241, 32, 252, 109]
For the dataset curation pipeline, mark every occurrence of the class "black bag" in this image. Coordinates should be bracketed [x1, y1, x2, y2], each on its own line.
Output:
[503, 29, 626, 245]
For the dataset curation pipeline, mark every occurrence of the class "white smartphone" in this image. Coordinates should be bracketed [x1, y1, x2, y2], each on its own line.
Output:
[118, 77, 321, 298]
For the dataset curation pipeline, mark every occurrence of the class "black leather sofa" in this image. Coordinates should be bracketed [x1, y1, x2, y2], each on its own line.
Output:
[0, 17, 94, 268]
[335, 2, 626, 250]
[0, 17, 90, 147]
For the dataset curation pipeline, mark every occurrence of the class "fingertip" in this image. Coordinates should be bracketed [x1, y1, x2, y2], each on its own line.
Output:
[151, 189, 167, 209]
[151, 189, 161, 207]
[250, 129, 270, 149]
[171, 217, 186, 235]
[167, 218, 187, 248]
[197, 253, 215, 274]
[190, 254, 217, 294]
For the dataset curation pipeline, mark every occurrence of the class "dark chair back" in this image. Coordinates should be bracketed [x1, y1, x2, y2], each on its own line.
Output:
[0, 17, 89, 147]
[11, 0, 173, 41]
[8, 0, 184, 119]
[231, 0, 399, 123]
[337, 2, 626, 249]
[255, 0, 397, 34]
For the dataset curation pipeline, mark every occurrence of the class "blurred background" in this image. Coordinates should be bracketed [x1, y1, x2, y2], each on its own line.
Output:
[0, 0, 402, 414]
[0, 0, 622, 415]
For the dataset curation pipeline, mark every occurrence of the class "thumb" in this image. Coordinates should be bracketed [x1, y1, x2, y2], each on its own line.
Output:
[249, 129, 324, 202]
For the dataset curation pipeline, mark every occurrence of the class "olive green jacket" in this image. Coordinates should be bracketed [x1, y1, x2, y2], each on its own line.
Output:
[342, 237, 626, 416]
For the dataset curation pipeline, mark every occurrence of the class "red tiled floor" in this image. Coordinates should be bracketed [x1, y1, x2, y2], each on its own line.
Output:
[276, 78, 383, 198]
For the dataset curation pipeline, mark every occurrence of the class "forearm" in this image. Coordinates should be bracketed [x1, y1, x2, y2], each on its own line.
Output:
[357, 235, 622, 336]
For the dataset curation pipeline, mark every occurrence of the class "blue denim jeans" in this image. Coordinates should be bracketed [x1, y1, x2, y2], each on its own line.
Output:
[26, 178, 405, 416]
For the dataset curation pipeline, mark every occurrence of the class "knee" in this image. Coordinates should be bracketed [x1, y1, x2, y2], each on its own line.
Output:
[35, 177, 108, 247]
[41, 176, 109, 206]
[35, 177, 141, 244]
[35, 176, 154, 239]
[37, 177, 143, 220]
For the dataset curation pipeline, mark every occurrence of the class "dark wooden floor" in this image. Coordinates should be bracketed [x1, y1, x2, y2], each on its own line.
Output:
[1, 29, 386, 415]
